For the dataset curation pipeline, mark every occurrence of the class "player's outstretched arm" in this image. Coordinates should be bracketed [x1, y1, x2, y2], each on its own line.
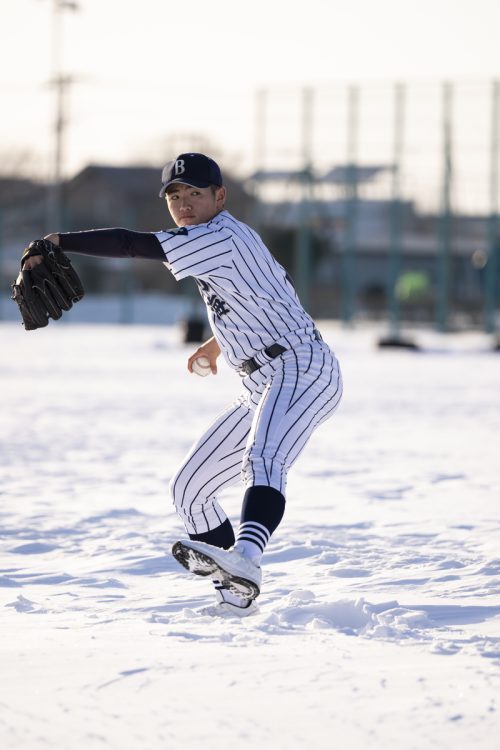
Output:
[23, 228, 166, 265]
[187, 337, 221, 375]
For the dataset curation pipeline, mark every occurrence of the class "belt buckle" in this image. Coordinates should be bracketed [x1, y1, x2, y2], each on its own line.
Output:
[242, 358, 258, 375]
[265, 343, 286, 358]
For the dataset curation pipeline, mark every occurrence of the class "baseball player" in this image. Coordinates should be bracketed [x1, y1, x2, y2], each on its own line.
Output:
[22, 153, 343, 616]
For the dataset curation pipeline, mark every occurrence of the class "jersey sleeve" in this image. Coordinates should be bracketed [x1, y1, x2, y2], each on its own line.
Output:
[154, 223, 233, 280]
[58, 228, 165, 260]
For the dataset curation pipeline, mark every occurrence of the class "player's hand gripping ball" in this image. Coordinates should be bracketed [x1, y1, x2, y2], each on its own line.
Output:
[192, 355, 212, 377]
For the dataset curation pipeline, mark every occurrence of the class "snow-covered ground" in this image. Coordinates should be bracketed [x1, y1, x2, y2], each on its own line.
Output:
[1, 320, 499, 749]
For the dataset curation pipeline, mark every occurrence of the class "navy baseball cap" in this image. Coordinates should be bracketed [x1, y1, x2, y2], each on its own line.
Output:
[159, 153, 223, 197]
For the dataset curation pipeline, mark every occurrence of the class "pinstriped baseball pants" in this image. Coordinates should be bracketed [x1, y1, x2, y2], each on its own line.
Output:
[170, 340, 343, 535]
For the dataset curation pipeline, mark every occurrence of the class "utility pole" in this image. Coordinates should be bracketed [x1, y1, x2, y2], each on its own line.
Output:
[46, 0, 79, 232]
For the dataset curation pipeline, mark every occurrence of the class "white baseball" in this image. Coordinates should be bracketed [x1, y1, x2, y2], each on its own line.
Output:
[192, 355, 212, 377]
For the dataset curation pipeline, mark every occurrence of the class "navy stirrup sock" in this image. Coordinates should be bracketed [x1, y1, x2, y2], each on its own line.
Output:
[187, 487, 286, 563]
[188, 517, 235, 550]
[235, 486, 286, 562]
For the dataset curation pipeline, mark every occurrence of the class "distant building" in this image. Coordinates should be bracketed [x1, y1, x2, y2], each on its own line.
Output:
[248, 166, 496, 323]
[1, 163, 497, 326]
[0, 164, 255, 295]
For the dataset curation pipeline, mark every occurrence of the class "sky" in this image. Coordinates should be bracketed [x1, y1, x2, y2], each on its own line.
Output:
[1, 0, 500, 193]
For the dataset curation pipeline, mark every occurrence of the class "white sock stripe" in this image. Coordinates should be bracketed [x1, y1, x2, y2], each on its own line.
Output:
[237, 533, 267, 551]
[238, 532, 269, 551]
[238, 520, 270, 539]
[237, 523, 270, 545]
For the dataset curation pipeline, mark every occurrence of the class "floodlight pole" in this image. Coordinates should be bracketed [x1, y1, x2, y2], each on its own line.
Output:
[388, 83, 405, 337]
[254, 89, 267, 174]
[378, 83, 418, 349]
[342, 84, 359, 324]
[0, 209, 4, 320]
[251, 89, 267, 232]
[485, 79, 499, 336]
[295, 86, 313, 312]
[437, 82, 453, 333]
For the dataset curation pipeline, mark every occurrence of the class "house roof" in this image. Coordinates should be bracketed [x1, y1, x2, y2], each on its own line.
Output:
[67, 164, 161, 196]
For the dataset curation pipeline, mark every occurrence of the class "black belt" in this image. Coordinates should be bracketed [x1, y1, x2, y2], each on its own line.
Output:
[241, 343, 286, 375]
[241, 329, 322, 376]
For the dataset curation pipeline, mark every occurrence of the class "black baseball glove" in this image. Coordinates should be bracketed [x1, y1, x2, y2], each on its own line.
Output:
[11, 239, 85, 330]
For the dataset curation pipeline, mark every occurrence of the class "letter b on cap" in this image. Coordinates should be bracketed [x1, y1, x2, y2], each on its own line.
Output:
[174, 159, 185, 176]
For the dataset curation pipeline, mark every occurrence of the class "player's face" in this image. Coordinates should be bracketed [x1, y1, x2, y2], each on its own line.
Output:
[165, 183, 226, 226]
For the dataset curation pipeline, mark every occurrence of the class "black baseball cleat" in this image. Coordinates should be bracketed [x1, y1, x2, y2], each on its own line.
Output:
[171, 539, 261, 600]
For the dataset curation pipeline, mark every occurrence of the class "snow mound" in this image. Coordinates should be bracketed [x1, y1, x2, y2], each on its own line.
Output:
[261, 590, 434, 637]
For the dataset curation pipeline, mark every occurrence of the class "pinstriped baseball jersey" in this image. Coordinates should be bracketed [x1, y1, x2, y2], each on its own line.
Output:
[155, 210, 317, 369]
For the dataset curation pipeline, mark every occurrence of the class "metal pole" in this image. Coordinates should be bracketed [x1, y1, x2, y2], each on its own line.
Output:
[437, 82, 453, 333]
[0, 209, 4, 320]
[295, 86, 313, 311]
[342, 84, 359, 324]
[378, 82, 418, 349]
[120, 208, 135, 324]
[46, 0, 63, 231]
[251, 89, 267, 232]
[485, 79, 499, 335]
[388, 83, 405, 336]
[46, 0, 78, 233]
[254, 89, 267, 174]
[301, 87, 313, 171]
[120, 260, 135, 324]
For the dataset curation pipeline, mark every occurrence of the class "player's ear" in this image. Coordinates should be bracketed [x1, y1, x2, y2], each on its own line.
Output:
[216, 186, 226, 208]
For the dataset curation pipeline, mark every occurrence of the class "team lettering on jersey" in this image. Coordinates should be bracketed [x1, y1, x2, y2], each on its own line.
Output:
[197, 279, 230, 317]
[155, 211, 316, 367]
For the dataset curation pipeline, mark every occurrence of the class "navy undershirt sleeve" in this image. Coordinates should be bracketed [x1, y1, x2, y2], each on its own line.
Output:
[58, 228, 165, 261]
